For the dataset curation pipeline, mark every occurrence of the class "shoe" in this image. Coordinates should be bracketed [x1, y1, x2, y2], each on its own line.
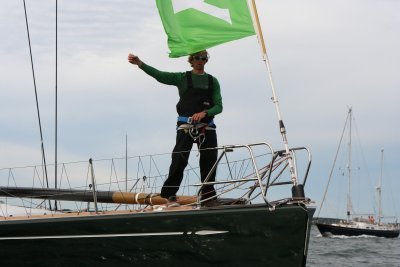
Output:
[168, 196, 177, 202]
[166, 202, 180, 207]
[166, 196, 180, 207]
[201, 199, 219, 207]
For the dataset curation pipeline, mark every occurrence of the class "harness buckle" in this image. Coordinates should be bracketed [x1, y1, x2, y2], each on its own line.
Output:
[187, 117, 193, 124]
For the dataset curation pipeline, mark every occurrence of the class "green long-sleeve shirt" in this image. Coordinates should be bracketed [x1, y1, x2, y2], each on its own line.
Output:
[140, 63, 223, 117]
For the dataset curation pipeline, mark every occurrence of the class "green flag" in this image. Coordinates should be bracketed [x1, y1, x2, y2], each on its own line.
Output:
[155, 0, 256, 58]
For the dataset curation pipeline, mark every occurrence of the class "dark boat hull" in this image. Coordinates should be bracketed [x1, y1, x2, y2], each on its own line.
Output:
[316, 222, 400, 238]
[0, 204, 314, 267]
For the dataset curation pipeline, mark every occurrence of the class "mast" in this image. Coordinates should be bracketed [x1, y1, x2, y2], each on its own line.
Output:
[346, 107, 352, 222]
[54, 0, 59, 210]
[125, 134, 128, 193]
[125, 134, 128, 210]
[248, 0, 302, 197]
[377, 149, 384, 224]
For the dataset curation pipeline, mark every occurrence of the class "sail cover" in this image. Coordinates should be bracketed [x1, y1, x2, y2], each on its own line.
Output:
[155, 0, 256, 57]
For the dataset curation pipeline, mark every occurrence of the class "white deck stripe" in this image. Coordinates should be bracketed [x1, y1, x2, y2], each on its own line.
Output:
[0, 230, 228, 240]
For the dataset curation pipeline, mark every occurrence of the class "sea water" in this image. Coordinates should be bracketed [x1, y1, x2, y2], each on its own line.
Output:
[307, 225, 400, 266]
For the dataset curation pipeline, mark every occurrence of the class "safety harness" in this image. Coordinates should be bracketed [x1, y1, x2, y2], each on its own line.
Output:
[176, 72, 216, 147]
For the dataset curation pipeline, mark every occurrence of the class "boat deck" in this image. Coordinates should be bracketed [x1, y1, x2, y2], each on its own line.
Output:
[0, 204, 198, 222]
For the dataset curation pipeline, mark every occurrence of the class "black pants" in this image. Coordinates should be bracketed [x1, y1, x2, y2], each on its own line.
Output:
[161, 129, 218, 201]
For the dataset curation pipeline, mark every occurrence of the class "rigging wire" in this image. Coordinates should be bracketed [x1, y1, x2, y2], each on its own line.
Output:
[316, 109, 350, 218]
[54, 0, 59, 210]
[22, 0, 52, 210]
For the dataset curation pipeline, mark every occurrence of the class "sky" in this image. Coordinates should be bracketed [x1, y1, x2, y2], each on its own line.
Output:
[0, 0, 399, 218]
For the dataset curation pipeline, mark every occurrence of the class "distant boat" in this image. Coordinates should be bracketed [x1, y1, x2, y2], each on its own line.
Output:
[315, 108, 399, 238]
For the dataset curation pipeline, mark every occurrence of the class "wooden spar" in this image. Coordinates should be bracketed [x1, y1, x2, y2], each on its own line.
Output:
[0, 187, 197, 206]
[249, 0, 266, 58]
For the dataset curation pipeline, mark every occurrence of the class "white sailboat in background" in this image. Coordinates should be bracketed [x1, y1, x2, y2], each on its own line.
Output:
[316, 108, 399, 238]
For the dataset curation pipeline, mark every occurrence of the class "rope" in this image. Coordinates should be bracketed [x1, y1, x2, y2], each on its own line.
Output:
[316, 111, 350, 218]
[178, 123, 216, 152]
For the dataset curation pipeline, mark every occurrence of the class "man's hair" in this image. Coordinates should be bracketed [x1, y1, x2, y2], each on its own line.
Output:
[188, 50, 209, 67]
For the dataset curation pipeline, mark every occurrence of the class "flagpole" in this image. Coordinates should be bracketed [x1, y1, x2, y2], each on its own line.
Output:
[249, 0, 301, 191]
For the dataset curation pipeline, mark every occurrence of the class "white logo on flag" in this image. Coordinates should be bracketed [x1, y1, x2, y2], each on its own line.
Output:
[171, 0, 232, 24]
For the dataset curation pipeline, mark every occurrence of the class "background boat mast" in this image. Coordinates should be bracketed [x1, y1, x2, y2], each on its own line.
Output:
[346, 108, 353, 222]
[377, 149, 384, 224]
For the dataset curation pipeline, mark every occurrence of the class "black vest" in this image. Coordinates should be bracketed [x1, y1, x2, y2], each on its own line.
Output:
[176, 71, 214, 124]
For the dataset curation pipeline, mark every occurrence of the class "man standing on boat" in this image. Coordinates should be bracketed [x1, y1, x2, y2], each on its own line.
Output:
[128, 50, 223, 205]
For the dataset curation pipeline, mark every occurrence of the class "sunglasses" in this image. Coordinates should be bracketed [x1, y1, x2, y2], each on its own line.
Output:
[193, 55, 208, 61]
